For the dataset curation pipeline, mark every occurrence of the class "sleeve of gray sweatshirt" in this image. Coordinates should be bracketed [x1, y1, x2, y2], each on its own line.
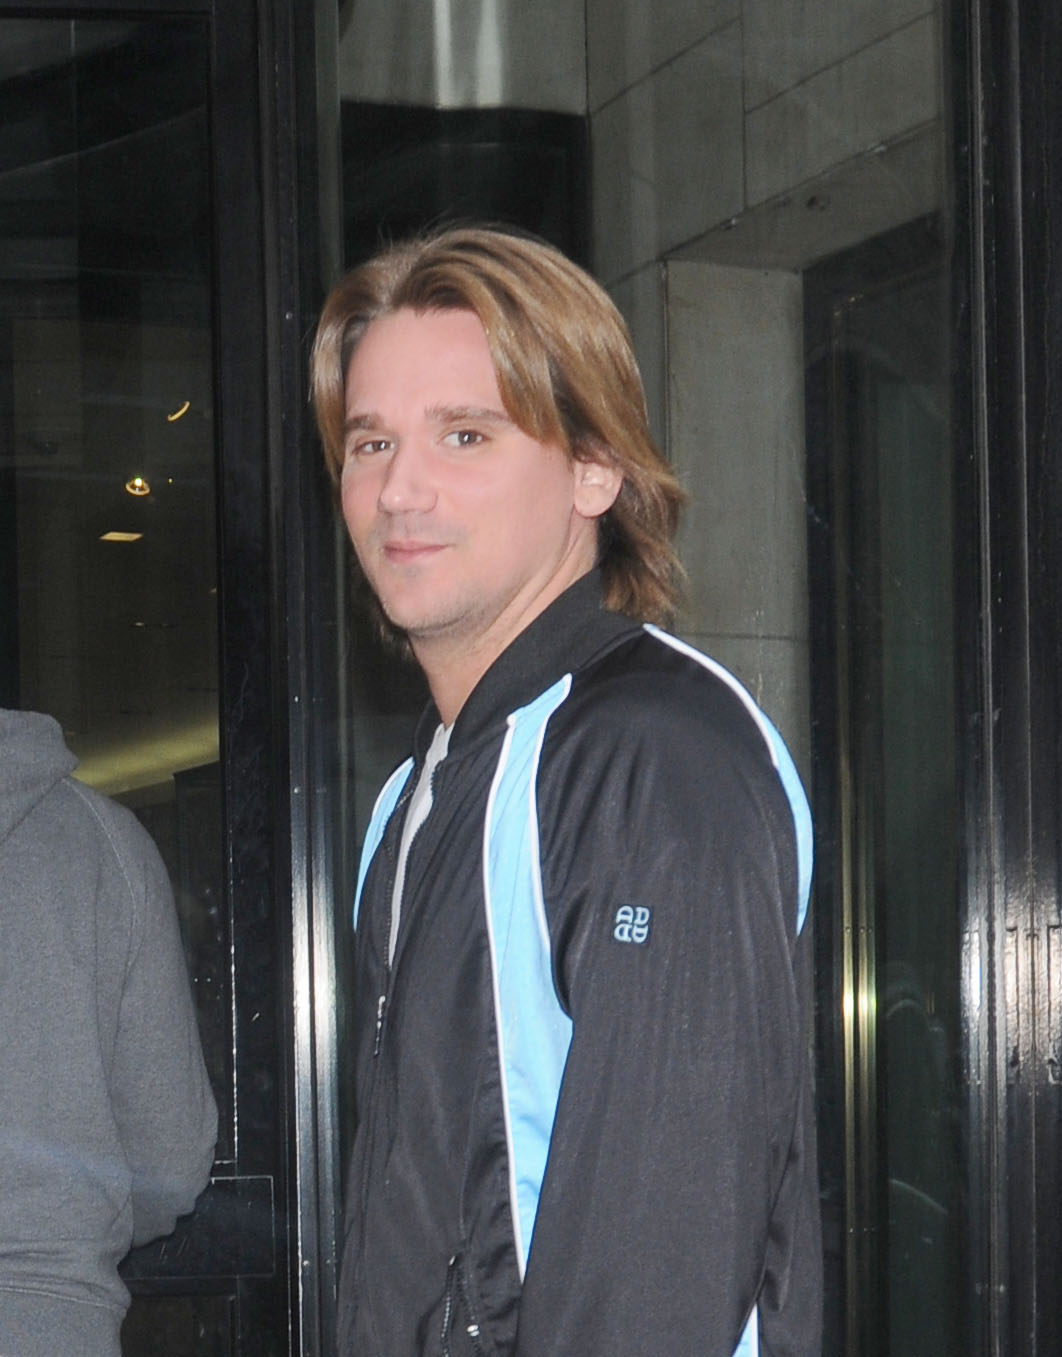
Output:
[76, 784, 219, 1246]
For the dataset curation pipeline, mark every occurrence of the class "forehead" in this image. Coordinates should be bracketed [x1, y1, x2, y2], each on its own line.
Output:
[345, 307, 500, 409]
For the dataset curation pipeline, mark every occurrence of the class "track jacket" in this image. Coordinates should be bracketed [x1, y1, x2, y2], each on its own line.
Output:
[337, 572, 821, 1355]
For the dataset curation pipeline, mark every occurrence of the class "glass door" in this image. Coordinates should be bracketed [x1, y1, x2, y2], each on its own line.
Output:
[806, 222, 964, 1354]
[0, 17, 291, 1352]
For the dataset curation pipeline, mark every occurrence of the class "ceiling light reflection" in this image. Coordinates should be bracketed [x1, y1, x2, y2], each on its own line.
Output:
[72, 714, 219, 796]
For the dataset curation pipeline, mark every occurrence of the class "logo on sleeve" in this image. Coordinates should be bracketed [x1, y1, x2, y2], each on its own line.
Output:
[612, 904, 652, 945]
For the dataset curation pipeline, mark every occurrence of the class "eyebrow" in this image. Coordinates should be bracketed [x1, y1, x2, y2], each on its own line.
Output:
[344, 412, 383, 436]
[424, 404, 513, 426]
[345, 404, 514, 436]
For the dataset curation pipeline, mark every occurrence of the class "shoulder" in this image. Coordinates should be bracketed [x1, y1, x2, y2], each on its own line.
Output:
[534, 624, 808, 903]
[536, 624, 812, 940]
[533, 627, 808, 985]
[54, 777, 170, 900]
[545, 624, 781, 783]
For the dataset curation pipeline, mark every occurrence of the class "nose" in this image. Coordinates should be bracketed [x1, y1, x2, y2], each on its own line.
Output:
[376, 437, 437, 515]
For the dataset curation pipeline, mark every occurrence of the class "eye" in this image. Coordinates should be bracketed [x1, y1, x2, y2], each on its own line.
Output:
[443, 428, 485, 448]
[349, 436, 392, 458]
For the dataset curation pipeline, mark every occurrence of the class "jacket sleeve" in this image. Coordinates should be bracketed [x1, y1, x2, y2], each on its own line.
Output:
[106, 809, 218, 1246]
[517, 697, 820, 1356]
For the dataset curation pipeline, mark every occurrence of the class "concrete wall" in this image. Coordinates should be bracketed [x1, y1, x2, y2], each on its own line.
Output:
[666, 261, 810, 774]
[589, 0, 941, 282]
[589, 0, 943, 767]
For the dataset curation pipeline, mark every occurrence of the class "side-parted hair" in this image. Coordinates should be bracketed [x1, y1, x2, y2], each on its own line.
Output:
[311, 225, 686, 624]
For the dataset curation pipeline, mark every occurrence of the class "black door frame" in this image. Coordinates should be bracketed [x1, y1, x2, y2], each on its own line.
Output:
[803, 0, 1062, 1349]
[805, 214, 957, 1355]
[0, 1, 342, 1350]
[213, 0, 345, 1346]
[208, 0, 345, 1348]
[957, 0, 1062, 1352]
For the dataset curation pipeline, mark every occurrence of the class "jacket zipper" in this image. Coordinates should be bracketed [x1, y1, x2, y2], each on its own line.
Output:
[359, 750, 449, 1340]
[351, 775, 414, 1334]
[368, 774, 415, 1061]
[441, 1253, 486, 1356]
[456, 1254, 486, 1355]
[372, 991, 387, 1056]
[372, 746, 446, 1059]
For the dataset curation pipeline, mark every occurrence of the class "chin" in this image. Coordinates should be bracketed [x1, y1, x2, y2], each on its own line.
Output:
[378, 587, 456, 633]
[379, 602, 443, 637]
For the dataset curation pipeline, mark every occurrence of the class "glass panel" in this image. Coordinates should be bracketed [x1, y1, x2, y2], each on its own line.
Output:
[807, 243, 962, 1351]
[859, 271, 960, 1354]
[0, 21, 217, 784]
[0, 17, 225, 1352]
[0, 15, 221, 1075]
[334, 2, 964, 1352]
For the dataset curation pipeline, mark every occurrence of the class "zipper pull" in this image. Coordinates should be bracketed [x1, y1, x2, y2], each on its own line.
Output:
[373, 993, 387, 1056]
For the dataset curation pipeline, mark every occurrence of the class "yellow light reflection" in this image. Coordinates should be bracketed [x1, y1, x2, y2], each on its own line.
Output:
[858, 984, 877, 1023]
[125, 475, 151, 496]
[166, 399, 191, 422]
[99, 531, 143, 542]
[72, 714, 219, 796]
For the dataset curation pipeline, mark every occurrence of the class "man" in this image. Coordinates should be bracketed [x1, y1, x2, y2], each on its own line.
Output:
[312, 226, 821, 1354]
[0, 708, 217, 1356]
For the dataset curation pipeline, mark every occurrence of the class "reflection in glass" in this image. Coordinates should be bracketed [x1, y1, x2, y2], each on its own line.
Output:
[0, 19, 226, 1350]
[0, 20, 217, 796]
[807, 233, 963, 1353]
[861, 272, 961, 1355]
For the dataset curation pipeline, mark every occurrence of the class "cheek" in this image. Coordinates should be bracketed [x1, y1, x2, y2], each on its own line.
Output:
[508, 463, 580, 535]
[340, 470, 377, 540]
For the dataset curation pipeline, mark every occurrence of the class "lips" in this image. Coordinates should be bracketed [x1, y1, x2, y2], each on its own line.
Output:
[381, 539, 448, 564]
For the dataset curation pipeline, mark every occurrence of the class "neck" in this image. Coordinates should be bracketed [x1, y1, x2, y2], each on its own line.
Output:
[419, 654, 489, 728]
[412, 562, 597, 725]
[413, 621, 520, 725]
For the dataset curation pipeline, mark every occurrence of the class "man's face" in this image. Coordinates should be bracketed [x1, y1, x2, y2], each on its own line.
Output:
[340, 307, 618, 673]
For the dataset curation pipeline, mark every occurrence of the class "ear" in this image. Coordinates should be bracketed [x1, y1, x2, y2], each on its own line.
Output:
[572, 452, 623, 520]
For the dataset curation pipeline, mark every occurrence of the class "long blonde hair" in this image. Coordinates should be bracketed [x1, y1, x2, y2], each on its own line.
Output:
[312, 226, 686, 623]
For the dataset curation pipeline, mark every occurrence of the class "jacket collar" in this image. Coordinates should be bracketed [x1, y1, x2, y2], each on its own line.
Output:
[411, 570, 640, 761]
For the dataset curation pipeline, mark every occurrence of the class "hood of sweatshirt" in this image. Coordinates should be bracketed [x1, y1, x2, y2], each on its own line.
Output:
[0, 708, 78, 846]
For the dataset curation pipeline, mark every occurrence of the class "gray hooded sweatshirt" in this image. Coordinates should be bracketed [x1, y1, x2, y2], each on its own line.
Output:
[0, 709, 217, 1356]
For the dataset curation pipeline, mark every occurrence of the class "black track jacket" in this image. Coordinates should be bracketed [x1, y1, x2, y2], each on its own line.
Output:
[337, 572, 822, 1355]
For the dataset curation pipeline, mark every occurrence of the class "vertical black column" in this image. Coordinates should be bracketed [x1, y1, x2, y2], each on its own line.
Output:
[959, 0, 1062, 1351]
[210, 1, 293, 1349]
[1013, 4, 1062, 1352]
[255, 0, 345, 1350]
